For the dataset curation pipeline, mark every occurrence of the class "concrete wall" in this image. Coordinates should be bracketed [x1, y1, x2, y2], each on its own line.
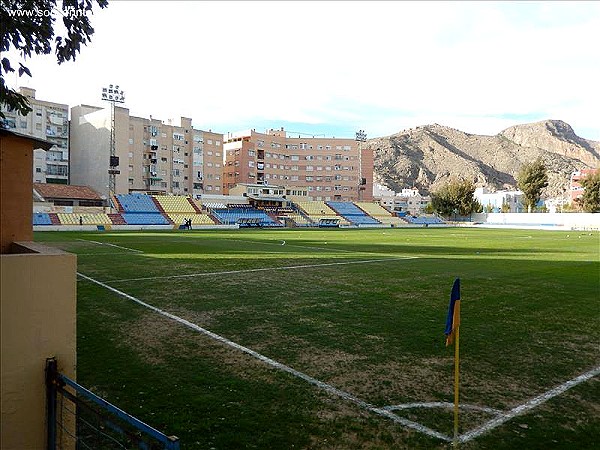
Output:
[471, 212, 600, 230]
[70, 105, 111, 199]
[0, 134, 33, 253]
[1, 242, 77, 450]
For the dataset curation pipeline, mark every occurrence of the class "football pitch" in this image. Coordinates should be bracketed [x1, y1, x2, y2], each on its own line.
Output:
[36, 227, 599, 449]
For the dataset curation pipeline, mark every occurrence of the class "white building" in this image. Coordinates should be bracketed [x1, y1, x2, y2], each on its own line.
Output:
[1, 87, 69, 184]
[373, 183, 430, 215]
[33, 149, 47, 183]
[474, 187, 524, 213]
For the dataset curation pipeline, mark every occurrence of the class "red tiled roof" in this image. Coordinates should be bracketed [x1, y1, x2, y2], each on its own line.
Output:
[33, 183, 102, 200]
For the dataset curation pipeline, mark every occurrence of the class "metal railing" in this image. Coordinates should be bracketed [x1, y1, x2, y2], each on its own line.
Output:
[46, 358, 179, 450]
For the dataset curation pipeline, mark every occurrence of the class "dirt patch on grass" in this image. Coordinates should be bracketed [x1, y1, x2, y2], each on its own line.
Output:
[119, 312, 293, 384]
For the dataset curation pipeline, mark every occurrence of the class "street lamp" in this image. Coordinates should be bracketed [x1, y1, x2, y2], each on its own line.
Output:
[101, 84, 125, 211]
[355, 129, 367, 201]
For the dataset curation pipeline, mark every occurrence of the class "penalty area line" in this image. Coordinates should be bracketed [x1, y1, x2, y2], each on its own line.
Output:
[77, 271, 450, 442]
[76, 239, 143, 253]
[459, 365, 600, 443]
[108, 256, 418, 283]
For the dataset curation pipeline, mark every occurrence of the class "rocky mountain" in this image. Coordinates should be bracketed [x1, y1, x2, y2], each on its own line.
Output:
[368, 120, 599, 198]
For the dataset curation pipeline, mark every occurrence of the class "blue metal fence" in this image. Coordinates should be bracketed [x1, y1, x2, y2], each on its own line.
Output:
[46, 358, 179, 450]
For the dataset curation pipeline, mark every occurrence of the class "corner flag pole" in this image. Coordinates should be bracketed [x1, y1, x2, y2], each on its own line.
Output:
[453, 319, 460, 446]
[444, 277, 461, 447]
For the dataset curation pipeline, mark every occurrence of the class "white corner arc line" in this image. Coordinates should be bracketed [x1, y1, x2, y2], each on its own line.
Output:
[77, 271, 450, 442]
[384, 402, 504, 416]
[459, 365, 600, 443]
[107, 257, 417, 283]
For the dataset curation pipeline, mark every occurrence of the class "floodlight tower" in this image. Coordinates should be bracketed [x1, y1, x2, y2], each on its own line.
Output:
[355, 129, 367, 201]
[101, 84, 125, 210]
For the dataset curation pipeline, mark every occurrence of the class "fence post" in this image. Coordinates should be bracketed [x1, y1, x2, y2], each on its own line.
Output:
[46, 358, 58, 450]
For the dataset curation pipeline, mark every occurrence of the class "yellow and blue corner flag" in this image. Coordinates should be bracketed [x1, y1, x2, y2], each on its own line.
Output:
[444, 278, 461, 346]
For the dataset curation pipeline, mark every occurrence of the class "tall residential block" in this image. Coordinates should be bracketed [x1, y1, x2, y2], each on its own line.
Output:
[0, 87, 69, 184]
[70, 105, 223, 200]
[223, 128, 373, 201]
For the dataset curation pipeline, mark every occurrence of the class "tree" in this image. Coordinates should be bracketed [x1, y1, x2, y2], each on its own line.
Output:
[517, 159, 548, 213]
[0, 0, 108, 119]
[431, 179, 481, 218]
[578, 170, 600, 212]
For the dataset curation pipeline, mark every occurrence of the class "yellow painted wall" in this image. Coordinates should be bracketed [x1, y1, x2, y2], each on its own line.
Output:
[1, 242, 77, 450]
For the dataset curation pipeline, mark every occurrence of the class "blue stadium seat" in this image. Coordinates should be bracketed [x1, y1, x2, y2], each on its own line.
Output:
[212, 208, 280, 227]
[33, 213, 52, 225]
[116, 194, 160, 213]
[121, 213, 170, 225]
[326, 201, 380, 225]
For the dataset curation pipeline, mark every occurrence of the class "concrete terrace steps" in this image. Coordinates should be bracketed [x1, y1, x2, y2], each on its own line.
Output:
[108, 214, 127, 225]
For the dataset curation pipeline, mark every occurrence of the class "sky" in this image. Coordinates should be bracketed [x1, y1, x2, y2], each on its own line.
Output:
[5, 0, 600, 140]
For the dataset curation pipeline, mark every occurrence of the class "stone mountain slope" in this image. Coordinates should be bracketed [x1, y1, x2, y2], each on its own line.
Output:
[368, 120, 599, 197]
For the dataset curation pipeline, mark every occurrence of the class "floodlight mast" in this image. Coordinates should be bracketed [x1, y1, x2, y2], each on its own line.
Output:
[101, 84, 125, 211]
[355, 130, 367, 201]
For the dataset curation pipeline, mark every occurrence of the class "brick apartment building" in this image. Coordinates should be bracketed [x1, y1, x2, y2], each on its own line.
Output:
[222, 128, 373, 201]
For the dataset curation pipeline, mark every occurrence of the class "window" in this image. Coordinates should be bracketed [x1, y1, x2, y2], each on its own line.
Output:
[207, 139, 213, 145]
[291, 155, 299, 161]
[306, 165, 313, 171]
[173, 133, 184, 140]
[129, 138, 134, 145]
[215, 140, 221, 146]
[291, 175, 299, 181]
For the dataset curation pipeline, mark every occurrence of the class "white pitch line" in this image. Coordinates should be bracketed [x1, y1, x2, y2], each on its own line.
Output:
[107, 257, 417, 283]
[459, 365, 600, 443]
[384, 402, 504, 416]
[76, 239, 143, 253]
[219, 237, 359, 254]
[77, 271, 450, 442]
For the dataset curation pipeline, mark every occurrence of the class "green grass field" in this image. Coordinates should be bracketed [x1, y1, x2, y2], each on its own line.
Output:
[36, 227, 600, 449]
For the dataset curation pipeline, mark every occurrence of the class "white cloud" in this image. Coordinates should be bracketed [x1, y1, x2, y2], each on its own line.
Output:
[6, 1, 599, 140]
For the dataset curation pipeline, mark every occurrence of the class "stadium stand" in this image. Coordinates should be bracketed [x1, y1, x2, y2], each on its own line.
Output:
[262, 206, 311, 226]
[212, 207, 280, 227]
[121, 213, 170, 225]
[294, 201, 350, 226]
[326, 201, 381, 225]
[108, 214, 127, 225]
[355, 202, 408, 226]
[169, 213, 215, 226]
[33, 213, 52, 225]
[57, 213, 112, 225]
[153, 195, 196, 214]
[116, 193, 160, 213]
[405, 215, 445, 225]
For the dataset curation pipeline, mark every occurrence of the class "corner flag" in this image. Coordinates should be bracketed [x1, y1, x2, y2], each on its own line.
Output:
[444, 278, 461, 346]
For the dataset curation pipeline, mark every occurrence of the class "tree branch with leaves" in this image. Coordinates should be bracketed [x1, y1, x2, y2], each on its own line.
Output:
[517, 158, 548, 213]
[0, 0, 108, 120]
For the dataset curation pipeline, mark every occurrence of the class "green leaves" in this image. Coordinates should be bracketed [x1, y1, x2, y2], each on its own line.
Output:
[578, 170, 600, 212]
[431, 179, 481, 218]
[517, 159, 548, 213]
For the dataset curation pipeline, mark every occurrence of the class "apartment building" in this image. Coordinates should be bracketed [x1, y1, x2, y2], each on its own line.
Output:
[70, 105, 223, 200]
[222, 128, 373, 201]
[1, 87, 69, 183]
[569, 168, 598, 203]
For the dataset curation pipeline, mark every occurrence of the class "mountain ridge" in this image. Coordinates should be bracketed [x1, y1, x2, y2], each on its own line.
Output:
[368, 119, 599, 198]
